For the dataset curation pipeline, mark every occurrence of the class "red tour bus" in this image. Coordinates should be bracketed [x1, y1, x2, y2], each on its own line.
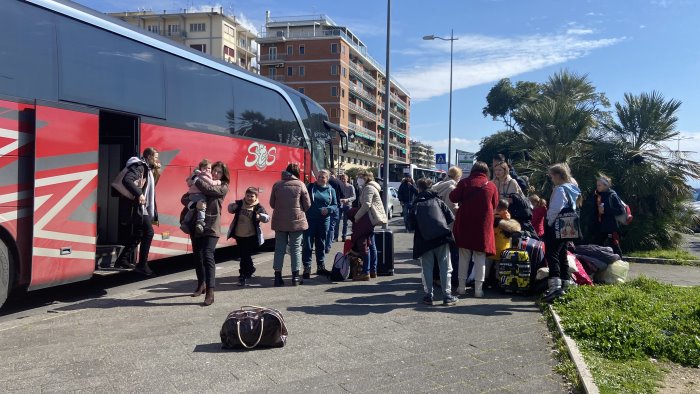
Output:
[0, 0, 348, 309]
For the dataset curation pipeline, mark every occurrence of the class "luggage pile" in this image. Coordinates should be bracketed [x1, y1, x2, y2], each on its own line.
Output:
[574, 245, 629, 284]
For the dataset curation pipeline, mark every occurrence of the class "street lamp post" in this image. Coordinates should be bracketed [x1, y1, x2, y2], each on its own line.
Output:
[423, 30, 457, 167]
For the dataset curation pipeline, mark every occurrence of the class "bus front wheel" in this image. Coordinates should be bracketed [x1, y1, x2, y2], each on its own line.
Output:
[0, 239, 12, 310]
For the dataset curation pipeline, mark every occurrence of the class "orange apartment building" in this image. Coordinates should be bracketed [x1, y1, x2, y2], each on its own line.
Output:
[257, 13, 410, 170]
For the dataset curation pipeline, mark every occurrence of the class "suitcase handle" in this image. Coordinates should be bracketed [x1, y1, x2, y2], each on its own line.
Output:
[236, 317, 265, 349]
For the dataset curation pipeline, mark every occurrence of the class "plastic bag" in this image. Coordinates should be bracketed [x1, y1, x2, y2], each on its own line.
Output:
[595, 260, 629, 284]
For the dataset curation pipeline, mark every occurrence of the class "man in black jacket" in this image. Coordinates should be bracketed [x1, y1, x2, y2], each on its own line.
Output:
[326, 171, 345, 250]
[114, 147, 160, 276]
[409, 178, 458, 306]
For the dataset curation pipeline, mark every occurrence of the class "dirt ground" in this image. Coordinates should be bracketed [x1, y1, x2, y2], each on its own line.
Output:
[659, 362, 700, 393]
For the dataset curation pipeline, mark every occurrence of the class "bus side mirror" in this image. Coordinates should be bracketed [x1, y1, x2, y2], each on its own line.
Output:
[339, 131, 348, 153]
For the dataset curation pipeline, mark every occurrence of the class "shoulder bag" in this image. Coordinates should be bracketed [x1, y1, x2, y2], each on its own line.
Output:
[220, 306, 288, 350]
[554, 191, 581, 240]
[111, 163, 145, 200]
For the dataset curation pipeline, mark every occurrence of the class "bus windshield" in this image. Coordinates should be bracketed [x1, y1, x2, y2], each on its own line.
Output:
[286, 89, 332, 173]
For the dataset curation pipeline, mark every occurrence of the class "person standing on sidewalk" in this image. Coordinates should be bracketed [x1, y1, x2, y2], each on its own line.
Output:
[187, 161, 229, 306]
[270, 164, 311, 286]
[354, 170, 387, 280]
[398, 176, 418, 231]
[542, 163, 581, 303]
[409, 177, 458, 306]
[449, 161, 499, 298]
[326, 172, 345, 250]
[592, 175, 625, 258]
[338, 173, 356, 242]
[114, 147, 160, 276]
[431, 166, 462, 288]
[227, 187, 270, 287]
[302, 170, 338, 277]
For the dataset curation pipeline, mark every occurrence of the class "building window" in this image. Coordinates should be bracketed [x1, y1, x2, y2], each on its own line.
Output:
[190, 44, 206, 53]
[287, 45, 293, 55]
[299, 66, 305, 76]
[331, 108, 338, 118]
[331, 43, 338, 53]
[341, 88, 345, 98]
[331, 64, 338, 75]
[299, 45, 305, 55]
[224, 24, 234, 37]
[287, 66, 293, 76]
[298, 87, 305, 94]
[189, 23, 206, 32]
[341, 45, 346, 54]
[341, 109, 345, 118]
[342, 67, 346, 77]
[224, 45, 235, 57]
[147, 25, 160, 34]
[167, 24, 179, 36]
[331, 86, 338, 97]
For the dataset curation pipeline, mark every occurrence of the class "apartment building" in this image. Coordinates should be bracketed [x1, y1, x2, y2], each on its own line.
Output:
[110, 7, 258, 72]
[257, 13, 411, 170]
[410, 140, 436, 168]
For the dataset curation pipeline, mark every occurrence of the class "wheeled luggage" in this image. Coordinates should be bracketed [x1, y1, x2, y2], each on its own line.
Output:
[498, 249, 531, 293]
[374, 228, 394, 276]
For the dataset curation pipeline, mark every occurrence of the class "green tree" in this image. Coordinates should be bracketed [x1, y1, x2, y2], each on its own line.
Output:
[482, 78, 540, 132]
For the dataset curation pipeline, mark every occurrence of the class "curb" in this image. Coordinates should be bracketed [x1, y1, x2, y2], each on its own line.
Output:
[625, 256, 700, 267]
[548, 305, 600, 394]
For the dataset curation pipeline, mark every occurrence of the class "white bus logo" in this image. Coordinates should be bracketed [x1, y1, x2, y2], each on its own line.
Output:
[244, 142, 277, 170]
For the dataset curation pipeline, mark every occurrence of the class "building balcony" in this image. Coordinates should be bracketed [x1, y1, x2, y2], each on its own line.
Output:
[389, 140, 406, 149]
[348, 141, 376, 155]
[390, 106, 407, 122]
[347, 101, 376, 122]
[266, 75, 285, 82]
[347, 122, 377, 142]
[349, 62, 377, 89]
[349, 84, 377, 106]
[379, 123, 407, 139]
[258, 54, 287, 63]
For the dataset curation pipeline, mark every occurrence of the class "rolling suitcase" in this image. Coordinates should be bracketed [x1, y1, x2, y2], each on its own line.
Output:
[498, 249, 531, 294]
[374, 228, 394, 276]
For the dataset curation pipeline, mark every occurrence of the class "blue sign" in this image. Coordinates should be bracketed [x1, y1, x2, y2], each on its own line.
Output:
[435, 153, 446, 164]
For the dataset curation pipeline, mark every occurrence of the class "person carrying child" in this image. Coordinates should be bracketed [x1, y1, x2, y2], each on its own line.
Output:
[182, 159, 220, 235]
[227, 187, 271, 286]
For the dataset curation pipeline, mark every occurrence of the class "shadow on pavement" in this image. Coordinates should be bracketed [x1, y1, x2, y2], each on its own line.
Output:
[52, 294, 203, 311]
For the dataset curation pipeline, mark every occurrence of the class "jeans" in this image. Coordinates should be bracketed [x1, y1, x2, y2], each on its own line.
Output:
[235, 235, 258, 278]
[459, 248, 486, 284]
[341, 207, 350, 239]
[421, 243, 453, 297]
[362, 232, 377, 274]
[402, 203, 412, 230]
[326, 211, 340, 252]
[273, 231, 303, 273]
[116, 210, 154, 266]
[303, 218, 330, 268]
[192, 235, 218, 288]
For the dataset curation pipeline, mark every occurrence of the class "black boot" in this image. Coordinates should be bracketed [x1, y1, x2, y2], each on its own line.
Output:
[292, 271, 302, 286]
[274, 271, 284, 287]
[542, 278, 563, 303]
[316, 264, 330, 276]
[302, 266, 311, 279]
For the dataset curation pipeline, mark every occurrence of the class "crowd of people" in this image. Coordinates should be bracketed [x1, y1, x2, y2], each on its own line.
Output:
[114, 148, 628, 307]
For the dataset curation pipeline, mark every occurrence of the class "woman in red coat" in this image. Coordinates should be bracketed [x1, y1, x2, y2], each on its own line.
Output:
[449, 161, 499, 297]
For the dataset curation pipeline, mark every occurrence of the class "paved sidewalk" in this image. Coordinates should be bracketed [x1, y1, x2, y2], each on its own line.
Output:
[629, 263, 700, 286]
[0, 222, 566, 393]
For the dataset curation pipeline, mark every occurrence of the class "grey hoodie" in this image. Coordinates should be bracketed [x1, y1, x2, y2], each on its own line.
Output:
[547, 183, 581, 226]
[431, 179, 458, 214]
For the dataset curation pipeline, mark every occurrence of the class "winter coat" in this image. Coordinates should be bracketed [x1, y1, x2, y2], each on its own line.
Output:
[398, 181, 418, 205]
[227, 200, 271, 246]
[306, 183, 339, 222]
[449, 172, 499, 255]
[269, 171, 311, 232]
[493, 175, 522, 200]
[328, 176, 345, 201]
[593, 189, 625, 234]
[409, 191, 454, 259]
[532, 206, 547, 238]
[356, 181, 387, 226]
[121, 157, 158, 221]
[184, 178, 228, 237]
[493, 218, 522, 259]
[431, 179, 458, 214]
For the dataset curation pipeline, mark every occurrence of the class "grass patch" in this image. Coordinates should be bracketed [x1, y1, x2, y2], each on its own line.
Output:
[627, 248, 699, 261]
[551, 276, 700, 393]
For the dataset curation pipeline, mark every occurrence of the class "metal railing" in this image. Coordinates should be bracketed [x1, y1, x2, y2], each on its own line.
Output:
[258, 54, 287, 63]
[348, 141, 376, 155]
[349, 62, 377, 88]
[349, 84, 377, 105]
[347, 101, 376, 122]
[390, 106, 407, 122]
[347, 122, 377, 141]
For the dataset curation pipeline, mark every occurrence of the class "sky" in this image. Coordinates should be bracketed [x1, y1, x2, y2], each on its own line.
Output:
[76, 0, 700, 185]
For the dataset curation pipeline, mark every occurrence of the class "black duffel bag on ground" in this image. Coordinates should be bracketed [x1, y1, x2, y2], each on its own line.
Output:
[220, 306, 288, 350]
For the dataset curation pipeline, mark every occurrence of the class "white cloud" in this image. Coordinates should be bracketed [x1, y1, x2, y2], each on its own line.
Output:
[639, 25, 647, 29]
[566, 28, 594, 35]
[585, 12, 604, 17]
[236, 12, 260, 36]
[395, 32, 625, 101]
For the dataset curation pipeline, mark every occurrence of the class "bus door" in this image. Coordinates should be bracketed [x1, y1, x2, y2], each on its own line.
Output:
[96, 111, 138, 265]
[30, 102, 100, 290]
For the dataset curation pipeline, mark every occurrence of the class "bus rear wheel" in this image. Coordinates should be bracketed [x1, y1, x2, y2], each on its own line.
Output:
[0, 239, 11, 310]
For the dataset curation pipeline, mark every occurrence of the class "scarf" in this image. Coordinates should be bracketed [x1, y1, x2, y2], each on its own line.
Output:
[126, 156, 155, 218]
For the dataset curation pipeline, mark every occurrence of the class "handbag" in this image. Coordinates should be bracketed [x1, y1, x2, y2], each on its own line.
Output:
[220, 306, 288, 350]
[111, 164, 145, 200]
[554, 192, 581, 240]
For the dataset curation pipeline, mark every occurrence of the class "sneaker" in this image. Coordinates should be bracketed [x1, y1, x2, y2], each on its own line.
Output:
[422, 294, 434, 305]
[443, 295, 459, 306]
[238, 277, 246, 286]
[302, 266, 311, 279]
[134, 263, 153, 276]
